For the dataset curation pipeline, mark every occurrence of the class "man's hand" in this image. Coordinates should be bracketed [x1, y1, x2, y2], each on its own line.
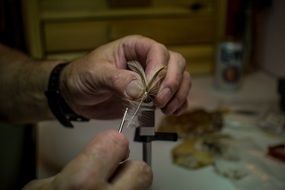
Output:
[0, 35, 190, 123]
[60, 35, 191, 119]
[24, 130, 152, 190]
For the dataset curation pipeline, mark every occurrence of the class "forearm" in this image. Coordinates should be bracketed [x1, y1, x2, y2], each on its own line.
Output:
[0, 44, 62, 123]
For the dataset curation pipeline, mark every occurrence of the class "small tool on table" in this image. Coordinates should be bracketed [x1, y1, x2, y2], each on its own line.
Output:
[117, 103, 178, 166]
[134, 101, 178, 166]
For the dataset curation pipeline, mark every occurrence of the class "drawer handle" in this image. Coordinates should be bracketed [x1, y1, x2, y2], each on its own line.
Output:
[189, 2, 205, 11]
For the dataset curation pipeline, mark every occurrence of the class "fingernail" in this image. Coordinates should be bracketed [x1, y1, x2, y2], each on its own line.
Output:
[125, 80, 143, 99]
[157, 88, 171, 107]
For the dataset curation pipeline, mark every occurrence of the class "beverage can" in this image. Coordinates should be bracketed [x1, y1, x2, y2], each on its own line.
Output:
[215, 42, 243, 91]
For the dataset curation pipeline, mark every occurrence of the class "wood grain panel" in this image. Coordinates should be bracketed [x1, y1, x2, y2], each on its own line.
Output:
[44, 21, 108, 52]
[110, 17, 214, 45]
[170, 45, 214, 74]
[44, 16, 214, 53]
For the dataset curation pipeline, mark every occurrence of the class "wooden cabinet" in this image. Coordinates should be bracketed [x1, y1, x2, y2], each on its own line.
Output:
[22, 0, 227, 74]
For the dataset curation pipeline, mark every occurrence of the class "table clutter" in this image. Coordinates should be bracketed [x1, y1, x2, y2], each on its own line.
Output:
[38, 71, 285, 190]
[156, 103, 285, 189]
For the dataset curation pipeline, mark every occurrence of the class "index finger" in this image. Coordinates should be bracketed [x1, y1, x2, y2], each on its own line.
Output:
[119, 35, 169, 80]
[144, 42, 169, 81]
[77, 130, 130, 180]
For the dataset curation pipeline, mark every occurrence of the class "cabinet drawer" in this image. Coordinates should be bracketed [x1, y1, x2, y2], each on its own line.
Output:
[44, 16, 214, 53]
[170, 45, 214, 74]
[44, 21, 108, 52]
[110, 17, 214, 45]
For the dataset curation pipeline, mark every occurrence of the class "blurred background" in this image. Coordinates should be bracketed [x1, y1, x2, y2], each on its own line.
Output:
[0, 0, 284, 189]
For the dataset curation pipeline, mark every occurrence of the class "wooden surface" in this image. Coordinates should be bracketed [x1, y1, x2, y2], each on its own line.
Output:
[22, 0, 227, 74]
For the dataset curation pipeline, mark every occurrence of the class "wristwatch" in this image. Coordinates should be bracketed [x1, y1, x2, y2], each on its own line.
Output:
[45, 62, 89, 127]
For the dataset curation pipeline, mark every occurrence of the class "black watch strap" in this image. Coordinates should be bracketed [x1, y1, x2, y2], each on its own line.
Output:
[45, 62, 89, 127]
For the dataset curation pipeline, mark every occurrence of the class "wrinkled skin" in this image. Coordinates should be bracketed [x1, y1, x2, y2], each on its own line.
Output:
[24, 130, 153, 190]
[60, 35, 191, 119]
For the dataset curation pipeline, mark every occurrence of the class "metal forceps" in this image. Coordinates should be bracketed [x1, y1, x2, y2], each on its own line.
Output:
[118, 108, 128, 133]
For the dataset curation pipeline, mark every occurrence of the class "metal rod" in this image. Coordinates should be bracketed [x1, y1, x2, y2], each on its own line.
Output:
[143, 137, 152, 166]
[139, 102, 154, 167]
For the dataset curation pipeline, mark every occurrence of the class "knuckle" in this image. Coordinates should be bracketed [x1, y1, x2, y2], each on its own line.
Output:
[133, 34, 144, 38]
[133, 160, 152, 174]
[172, 52, 186, 70]
[168, 79, 180, 92]
[156, 42, 167, 51]
[155, 43, 169, 57]
[184, 72, 192, 87]
[184, 71, 191, 82]
[161, 77, 180, 95]
[175, 95, 184, 106]
[126, 34, 145, 40]
[178, 54, 186, 67]
[134, 161, 153, 183]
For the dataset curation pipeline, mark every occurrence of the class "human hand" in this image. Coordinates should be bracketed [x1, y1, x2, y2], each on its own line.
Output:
[24, 130, 152, 190]
[60, 35, 191, 119]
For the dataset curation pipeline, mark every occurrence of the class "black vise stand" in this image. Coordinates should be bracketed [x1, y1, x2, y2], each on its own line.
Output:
[133, 101, 178, 166]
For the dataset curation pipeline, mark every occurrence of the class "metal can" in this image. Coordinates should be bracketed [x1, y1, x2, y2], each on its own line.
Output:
[215, 42, 243, 91]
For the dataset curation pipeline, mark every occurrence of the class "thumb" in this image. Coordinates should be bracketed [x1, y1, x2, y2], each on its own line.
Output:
[105, 68, 144, 100]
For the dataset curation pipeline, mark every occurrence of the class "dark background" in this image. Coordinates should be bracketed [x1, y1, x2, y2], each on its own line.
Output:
[0, 0, 35, 189]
